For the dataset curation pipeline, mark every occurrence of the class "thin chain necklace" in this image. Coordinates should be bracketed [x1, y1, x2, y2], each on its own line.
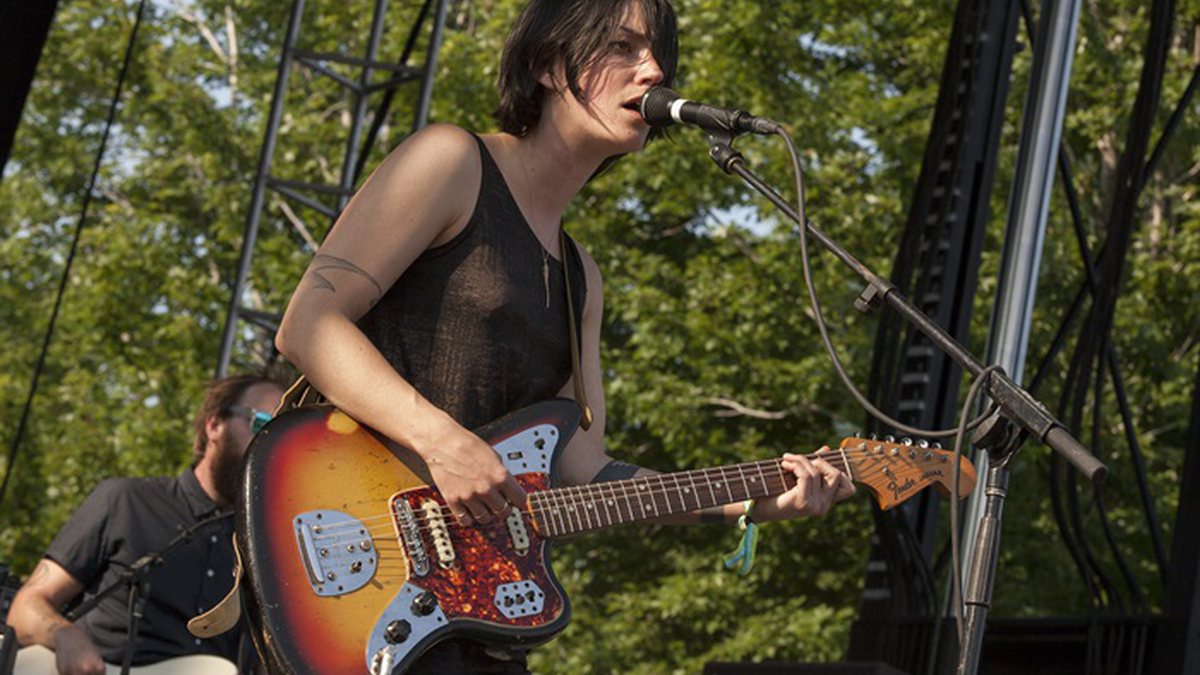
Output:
[514, 140, 553, 309]
[542, 248, 551, 308]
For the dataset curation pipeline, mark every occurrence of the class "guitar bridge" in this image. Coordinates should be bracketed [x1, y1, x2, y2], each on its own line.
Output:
[293, 510, 377, 597]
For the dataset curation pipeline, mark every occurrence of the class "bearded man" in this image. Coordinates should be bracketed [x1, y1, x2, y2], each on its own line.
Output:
[7, 374, 284, 675]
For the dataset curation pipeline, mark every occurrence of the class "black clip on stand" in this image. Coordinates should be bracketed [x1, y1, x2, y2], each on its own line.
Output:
[704, 129, 1107, 675]
[64, 511, 232, 675]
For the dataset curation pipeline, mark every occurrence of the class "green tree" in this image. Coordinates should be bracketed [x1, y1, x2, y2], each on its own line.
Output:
[1, 0, 1196, 672]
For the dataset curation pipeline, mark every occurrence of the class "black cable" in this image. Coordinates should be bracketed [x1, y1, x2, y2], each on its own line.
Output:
[0, 0, 150, 516]
[775, 128, 997, 441]
[772, 125, 1006, 663]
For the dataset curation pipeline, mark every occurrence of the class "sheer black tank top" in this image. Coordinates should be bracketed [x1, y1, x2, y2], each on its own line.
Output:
[357, 133, 587, 431]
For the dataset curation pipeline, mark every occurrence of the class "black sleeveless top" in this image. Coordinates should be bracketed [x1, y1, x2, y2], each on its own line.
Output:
[357, 133, 587, 431]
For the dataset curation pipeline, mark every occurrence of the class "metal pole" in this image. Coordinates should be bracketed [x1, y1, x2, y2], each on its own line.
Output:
[337, 0, 389, 213]
[955, 0, 1082, 671]
[216, 0, 306, 377]
[413, 0, 449, 130]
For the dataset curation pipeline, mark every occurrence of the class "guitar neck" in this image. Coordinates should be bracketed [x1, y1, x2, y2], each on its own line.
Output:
[528, 449, 852, 539]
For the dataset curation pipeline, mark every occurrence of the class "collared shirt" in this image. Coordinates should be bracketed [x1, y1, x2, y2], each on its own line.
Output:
[45, 470, 240, 666]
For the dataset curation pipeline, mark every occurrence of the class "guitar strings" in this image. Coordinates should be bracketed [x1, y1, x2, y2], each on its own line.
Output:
[301, 450, 851, 536]
[306, 457, 902, 549]
[304, 447, 930, 539]
[301, 444, 913, 536]
[303, 449, 927, 544]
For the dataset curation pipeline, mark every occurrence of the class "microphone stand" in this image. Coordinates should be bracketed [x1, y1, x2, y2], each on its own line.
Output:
[65, 511, 232, 675]
[703, 129, 1106, 675]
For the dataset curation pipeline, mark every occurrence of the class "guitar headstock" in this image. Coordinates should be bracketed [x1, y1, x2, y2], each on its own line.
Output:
[836, 436, 977, 510]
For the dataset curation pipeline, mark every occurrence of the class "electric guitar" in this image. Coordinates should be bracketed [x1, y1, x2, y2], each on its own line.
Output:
[238, 399, 976, 674]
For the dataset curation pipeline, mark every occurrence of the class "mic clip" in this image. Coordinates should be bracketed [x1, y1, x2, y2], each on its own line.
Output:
[706, 129, 746, 175]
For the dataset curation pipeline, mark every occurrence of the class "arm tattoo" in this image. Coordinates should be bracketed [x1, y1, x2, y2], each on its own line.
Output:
[309, 254, 384, 300]
[28, 560, 51, 584]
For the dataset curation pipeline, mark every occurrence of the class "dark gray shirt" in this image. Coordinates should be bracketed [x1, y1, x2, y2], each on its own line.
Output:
[45, 470, 240, 665]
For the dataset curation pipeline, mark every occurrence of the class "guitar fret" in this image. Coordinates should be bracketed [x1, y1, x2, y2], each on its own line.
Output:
[638, 478, 657, 517]
[553, 491, 567, 537]
[566, 486, 582, 534]
[625, 480, 639, 519]
[652, 475, 670, 516]
[545, 491, 564, 538]
[598, 483, 614, 527]
[579, 486, 595, 532]
[671, 473, 686, 514]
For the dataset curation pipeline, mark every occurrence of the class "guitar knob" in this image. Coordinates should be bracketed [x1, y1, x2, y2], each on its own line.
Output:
[412, 590, 438, 616]
[385, 619, 412, 643]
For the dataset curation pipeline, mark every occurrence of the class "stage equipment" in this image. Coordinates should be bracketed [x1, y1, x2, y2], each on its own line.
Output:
[640, 86, 780, 135]
[852, 0, 1021, 667]
[669, 76, 1104, 675]
[214, 0, 450, 377]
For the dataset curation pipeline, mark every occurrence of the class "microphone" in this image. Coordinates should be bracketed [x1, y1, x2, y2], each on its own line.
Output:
[639, 86, 780, 135]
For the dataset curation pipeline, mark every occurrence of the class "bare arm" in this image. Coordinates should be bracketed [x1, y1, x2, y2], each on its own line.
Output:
[555, 248, 853, 526]
[9, 559, 106, 674]
[9, 559, 82, 647]
[275, 124, 524, 526]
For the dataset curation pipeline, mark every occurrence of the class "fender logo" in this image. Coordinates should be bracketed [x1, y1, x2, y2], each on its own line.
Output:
[888, 478, 917, 501]
[922, 469, 944, 479]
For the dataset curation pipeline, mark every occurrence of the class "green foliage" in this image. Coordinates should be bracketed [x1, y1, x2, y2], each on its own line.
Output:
[1, 0, 1195, 671]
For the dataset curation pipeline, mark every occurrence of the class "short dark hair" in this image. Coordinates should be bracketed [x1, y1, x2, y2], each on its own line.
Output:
[494, 0, 678, 138]
[191, 374, 281, 463]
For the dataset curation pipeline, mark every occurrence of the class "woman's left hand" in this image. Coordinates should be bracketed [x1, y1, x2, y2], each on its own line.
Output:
[754, 449, 857, 522]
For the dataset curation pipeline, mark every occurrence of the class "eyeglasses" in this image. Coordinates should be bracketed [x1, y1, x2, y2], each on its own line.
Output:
[228, 405, 274, 434]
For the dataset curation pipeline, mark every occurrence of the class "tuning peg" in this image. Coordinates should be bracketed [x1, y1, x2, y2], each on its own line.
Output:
[900, 437, 913, 446]
[884, 435, 896, 443]
[917, 439, 930, 449]
[868, 432, 877, 440]
[931, 442, 943, 449]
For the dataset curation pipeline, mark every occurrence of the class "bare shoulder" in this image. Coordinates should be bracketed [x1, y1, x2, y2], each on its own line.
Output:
[374, 123, 480, 192]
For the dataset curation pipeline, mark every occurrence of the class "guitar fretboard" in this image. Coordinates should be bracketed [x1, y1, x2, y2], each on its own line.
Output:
[526, 454, 849, 538]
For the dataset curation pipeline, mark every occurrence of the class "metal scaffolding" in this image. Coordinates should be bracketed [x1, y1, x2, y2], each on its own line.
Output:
[215, 0, 449, 376]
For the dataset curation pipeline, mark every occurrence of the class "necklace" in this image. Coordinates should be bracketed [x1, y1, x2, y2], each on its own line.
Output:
[542, 248, 551, 308]
[514, 140, 553, 309]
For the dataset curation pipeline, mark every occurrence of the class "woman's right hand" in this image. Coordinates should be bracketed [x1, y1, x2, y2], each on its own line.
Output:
[423, 425, 527, 526]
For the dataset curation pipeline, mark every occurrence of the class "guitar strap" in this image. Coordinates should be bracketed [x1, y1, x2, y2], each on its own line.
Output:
[560, 229, 593, 431]
[189, 232, 593, 639]
[186, 533, 243, 639]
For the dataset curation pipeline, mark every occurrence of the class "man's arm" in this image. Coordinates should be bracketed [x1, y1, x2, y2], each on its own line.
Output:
[8, 558, 106, 675]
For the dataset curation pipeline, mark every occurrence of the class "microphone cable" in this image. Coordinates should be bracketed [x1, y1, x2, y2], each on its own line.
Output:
[770, 125, 1008, 654]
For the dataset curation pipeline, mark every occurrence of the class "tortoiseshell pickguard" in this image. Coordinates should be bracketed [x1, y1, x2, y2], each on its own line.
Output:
[391, 473, 565, 628]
